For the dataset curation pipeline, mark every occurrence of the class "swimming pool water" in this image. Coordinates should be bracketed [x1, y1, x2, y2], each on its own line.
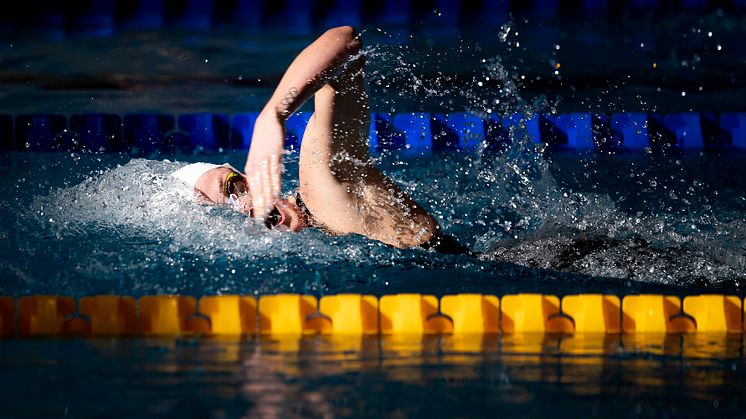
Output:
[1, 12, 745, 115]
[0, 146, 743, 298]
[3, 7, 746, 418]
[2, 335, 746, 418]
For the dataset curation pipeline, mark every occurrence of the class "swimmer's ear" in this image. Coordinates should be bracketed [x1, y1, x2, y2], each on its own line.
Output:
[194, 189, 213, 205]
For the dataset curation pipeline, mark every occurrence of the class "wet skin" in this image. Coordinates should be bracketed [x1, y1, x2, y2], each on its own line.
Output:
[193, 167, 306, 232]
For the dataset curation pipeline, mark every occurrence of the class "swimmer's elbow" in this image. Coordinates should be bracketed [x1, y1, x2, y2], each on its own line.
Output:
[414, 214, 439, 247]
[393, 214, 439, 250]
[323, 26, 362, 55]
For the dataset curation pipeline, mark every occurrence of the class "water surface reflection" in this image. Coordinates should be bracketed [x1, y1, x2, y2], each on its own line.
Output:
[1, 334, 744, 417]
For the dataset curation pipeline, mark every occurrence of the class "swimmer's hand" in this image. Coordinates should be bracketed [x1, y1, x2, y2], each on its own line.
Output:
[245, 111, 285, 219]
[244, 26, 363, 219]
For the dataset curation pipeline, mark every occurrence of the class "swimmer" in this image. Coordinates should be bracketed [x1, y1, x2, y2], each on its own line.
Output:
[172, 26, 469, 255]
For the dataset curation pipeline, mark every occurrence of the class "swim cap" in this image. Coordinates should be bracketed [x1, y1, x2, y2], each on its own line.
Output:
[171, 162, 238, 189]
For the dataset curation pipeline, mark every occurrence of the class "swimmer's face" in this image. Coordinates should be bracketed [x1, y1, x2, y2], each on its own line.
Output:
[194, 167, 305, 232]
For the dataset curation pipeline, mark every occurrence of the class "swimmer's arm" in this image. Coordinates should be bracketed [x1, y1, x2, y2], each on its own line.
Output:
[300, 155, 439, 249]
[353, 167, 440, 249]
[263, 25, 362, 121]
[245, 26, 362, 218]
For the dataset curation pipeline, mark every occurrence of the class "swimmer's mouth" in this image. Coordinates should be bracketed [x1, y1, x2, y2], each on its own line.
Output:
[264, 206, 285, 229]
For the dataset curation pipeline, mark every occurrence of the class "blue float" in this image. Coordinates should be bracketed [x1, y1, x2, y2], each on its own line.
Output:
[647, 114, 679, 149]
[15, 114, 67, 151]
[720, 113, 746, 149]
[485, 113, 540, 149]
[484, 114, 508, 150]
[392, 113, 432, 157]
[5, 112, 746, 153]
[284, 112, 312, 151]
[178, 113, 231, 150]
[590, 114, 621, 151]
[544, 113, 594, 149]
[698, 112, 723, 148]
[662, 113, 704, 149]
[123, 114, 176, 154]
[611, 113, 648, 149]
[69, 114, 122, 152]
[230, 112, 260, 150]
[431, 113, 485, 152]
[369, 112, 405, 154]
[368, 114, 380, 153]
[500, 114, 540, 144]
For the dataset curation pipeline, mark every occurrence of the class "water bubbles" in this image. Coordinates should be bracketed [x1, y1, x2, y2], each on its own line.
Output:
[498, 23, 512, 42]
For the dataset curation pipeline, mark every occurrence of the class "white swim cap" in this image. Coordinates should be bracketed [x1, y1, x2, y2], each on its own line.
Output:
[171, 162, 238, 189]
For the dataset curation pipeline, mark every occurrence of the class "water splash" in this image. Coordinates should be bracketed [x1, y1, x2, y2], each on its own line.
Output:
[1, 25, 745, 296]
[358, 27, 745, 287]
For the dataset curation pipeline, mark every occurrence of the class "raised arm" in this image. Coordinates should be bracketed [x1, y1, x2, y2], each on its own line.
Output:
[244, 26, 363, 219]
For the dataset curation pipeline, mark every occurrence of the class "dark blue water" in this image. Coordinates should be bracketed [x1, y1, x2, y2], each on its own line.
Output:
[1, 335, 745, 418]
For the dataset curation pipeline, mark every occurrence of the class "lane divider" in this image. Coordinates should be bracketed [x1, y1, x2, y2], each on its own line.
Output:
[1, 293, 744, 337]
[3, 112, 746, 154]
[563, 294, 621, 333]
[319, 294, 378, 335]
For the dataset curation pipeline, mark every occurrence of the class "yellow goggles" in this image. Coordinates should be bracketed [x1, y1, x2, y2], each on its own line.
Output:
[224, 171, 247, 197]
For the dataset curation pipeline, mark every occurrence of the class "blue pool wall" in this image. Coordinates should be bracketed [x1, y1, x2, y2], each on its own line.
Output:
[2, 0, 746, 39]
[2, 111, 745, 155]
